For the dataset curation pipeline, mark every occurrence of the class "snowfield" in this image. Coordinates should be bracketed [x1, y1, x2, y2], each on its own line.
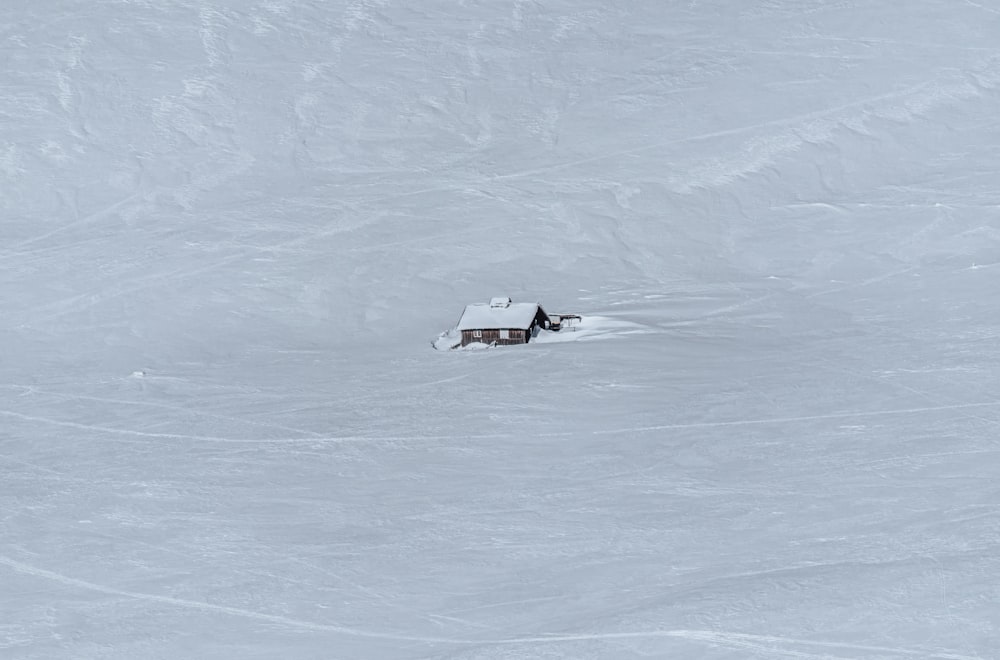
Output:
[3, 1, 1000, 658]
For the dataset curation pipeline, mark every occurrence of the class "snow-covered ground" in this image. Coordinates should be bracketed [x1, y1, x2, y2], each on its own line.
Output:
[3, 1, 1000, 658]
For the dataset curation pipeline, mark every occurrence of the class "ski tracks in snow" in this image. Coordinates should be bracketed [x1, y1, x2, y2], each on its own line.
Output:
[7, 395, 1000, 447]
[0, 554, 431, 643]
[489, 55, 997, 198]
[0, 408, 515, 446]
[0, 555, 981, 658]
[594, 400, 1000, 436]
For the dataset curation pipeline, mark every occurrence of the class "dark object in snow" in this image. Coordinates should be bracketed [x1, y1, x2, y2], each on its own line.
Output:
[547, 313, 581, 332]
[451, 297, 577, 348]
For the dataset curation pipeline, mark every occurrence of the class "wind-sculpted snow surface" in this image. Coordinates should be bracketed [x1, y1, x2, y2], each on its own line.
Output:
[3, 1, 1000, 658]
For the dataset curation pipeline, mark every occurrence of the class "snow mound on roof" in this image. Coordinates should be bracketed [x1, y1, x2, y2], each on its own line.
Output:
[456, 302, 541, 330]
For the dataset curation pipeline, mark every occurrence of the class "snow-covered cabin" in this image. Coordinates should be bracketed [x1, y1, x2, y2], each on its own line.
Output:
[456, 297, 551, 347]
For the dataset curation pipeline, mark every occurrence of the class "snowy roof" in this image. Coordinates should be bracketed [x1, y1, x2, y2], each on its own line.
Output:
[457, 301, 542, 331]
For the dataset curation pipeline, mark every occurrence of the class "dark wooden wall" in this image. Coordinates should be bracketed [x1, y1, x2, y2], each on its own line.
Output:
[461, 328, 529, 347]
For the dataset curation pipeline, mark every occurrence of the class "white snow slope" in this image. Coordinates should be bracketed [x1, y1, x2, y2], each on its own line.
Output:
[3, 1, 1000, 658]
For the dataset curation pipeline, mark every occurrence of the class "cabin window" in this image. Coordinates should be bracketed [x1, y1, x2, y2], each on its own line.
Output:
[499, 329, 510, 340]
[473, 330, 482, 338]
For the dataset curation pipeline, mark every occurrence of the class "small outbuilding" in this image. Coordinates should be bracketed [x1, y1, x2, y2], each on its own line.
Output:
[456, 297, 551, 347]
